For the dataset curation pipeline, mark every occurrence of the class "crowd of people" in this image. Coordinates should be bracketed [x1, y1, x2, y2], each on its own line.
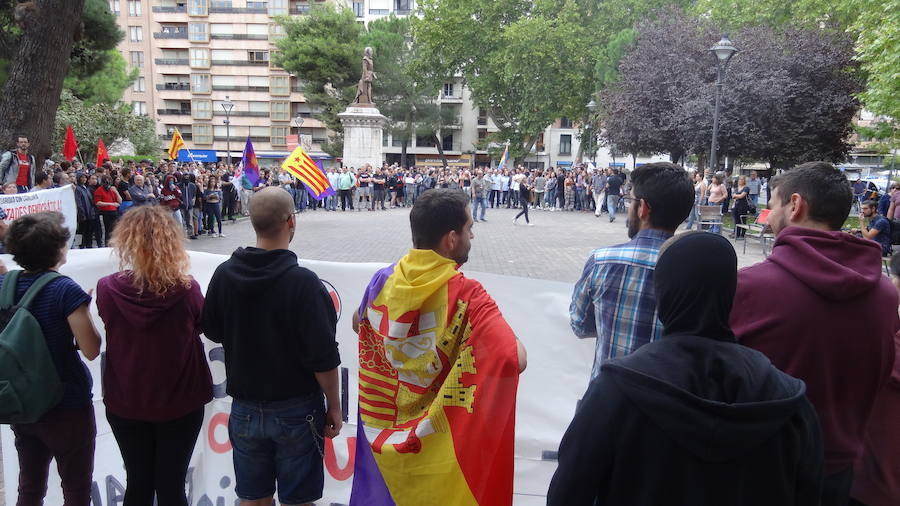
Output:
[1, 128, 898, 506]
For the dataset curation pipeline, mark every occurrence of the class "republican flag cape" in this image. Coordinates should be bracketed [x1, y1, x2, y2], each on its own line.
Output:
[281, 144, 335, 200]
[95, 138, 109, 167]
[63, 125, 77, 162]
[241, 136, 260, 187]
[167, 128, 186, 160]
[497, 144, 509, 171]
[350, 249, 520, 506]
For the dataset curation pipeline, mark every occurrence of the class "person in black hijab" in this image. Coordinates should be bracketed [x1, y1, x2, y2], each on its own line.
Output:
[548, 231, 824, 506]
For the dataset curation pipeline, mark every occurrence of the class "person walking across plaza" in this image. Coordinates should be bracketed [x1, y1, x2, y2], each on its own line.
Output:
[202, 187, 342, 506]
[471, 168, 489, 222]
[550, 232, 824, 506]
[513, 176, 534, 226]
[730, 162, 898, 506]
[571, 162, 694, 379]
[4, 212, 103, 505]
[96, 205, 213, 506]
[605, 169, 624, 222]
[591, 168, 607, 217]
[350, 189, 526, 505]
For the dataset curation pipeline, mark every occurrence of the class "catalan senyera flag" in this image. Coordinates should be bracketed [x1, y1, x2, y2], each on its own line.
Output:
[497, 144, 509, 171]
[281, 144, 335, 200]
[168, 128, 186, 160]
[350, 249, 520, 506]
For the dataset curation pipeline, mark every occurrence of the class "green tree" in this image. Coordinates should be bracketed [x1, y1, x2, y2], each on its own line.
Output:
[52, 90, 159, 161]
[274, 5, 362, 156]
[854, 0, 900, 119]
[64, 50, 137, 106]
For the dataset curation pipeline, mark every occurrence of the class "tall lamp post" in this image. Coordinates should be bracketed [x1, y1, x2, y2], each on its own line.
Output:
[221, 95, 234, 166]
[586, 99, 598, 163]
[708, 35, 738, 173]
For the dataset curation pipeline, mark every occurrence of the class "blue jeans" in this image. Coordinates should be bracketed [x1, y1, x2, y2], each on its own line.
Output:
[749, 194, 758, 210]
[686, 204, 699, 229]
[473, 196, 487, 220]
[229, 393, 326, 504]
[607, 195, 620, 221]
[545, 188, 555, 207]
[575, 188, 585, 210]
[326, 195, 337, 211]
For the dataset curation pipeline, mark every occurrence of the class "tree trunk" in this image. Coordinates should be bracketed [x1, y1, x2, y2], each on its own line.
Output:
[400, 138, 408, 168]
[433, 133, 448, 170]
[0, 0, 85, 166]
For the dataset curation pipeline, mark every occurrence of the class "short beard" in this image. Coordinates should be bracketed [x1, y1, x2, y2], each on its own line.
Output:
[627, 205, 640, 239]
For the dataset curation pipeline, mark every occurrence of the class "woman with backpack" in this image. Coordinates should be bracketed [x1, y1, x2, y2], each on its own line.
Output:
[3, 211, 102, 505]
[96, 205, 212, 505]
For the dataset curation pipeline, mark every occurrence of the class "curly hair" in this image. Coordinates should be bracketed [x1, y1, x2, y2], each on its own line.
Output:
[110, 205, 192, 295]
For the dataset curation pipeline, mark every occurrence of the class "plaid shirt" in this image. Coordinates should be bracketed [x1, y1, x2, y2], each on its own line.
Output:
[570, 229, 672, 379]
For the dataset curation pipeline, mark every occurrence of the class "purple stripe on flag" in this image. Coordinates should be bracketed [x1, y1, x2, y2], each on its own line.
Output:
[356, 264, 395, 321]
[349, 416, 395, 506]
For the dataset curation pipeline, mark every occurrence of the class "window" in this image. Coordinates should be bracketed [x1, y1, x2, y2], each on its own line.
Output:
[270, 100, 290, 121]
[416, 135, 436, 148]
[352, 2, 363, 17]
[190, 48, 210, 68]
[129, 51, 144, 68]
[395, 0, 411, 12]
[268, 0, 287, 15]
[443, 83, 454, 98]
[193, 124, 213, 145]
[188, 0, 208, 15]
[132, 76, 145, 92]
[442, 133, 454, 152]
[383, 131, 389, 147]
[478, 129, 487, 142]
[191, 73, 211, 94]
[269, 23, 286, 40]
[559, 134, 572, 155]
[128, 0, 141, 16]
[129, 26, 142, 42]
[248, 75, 269, 88]
[271, 126, 289, 146]
[560, 117, 572, 128]
[189, 22, 209, 42]
[270, 75, 290, 95]
[248, 101, 269, 114]
[192, 99, 212, 120]
[248, 50, 269, 63]
[109, 1, 120, 15]
[477, 108, 487, 125]
[131, 101, 147, 116]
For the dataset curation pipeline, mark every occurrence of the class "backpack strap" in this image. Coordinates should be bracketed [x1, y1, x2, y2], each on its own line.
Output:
[16, 272, 62, 309]
[0, 269, 21, 306]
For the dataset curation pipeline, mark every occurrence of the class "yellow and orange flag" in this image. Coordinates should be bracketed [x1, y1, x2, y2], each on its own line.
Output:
[167, 128, 186, 160]
[281, 145, 335, 200]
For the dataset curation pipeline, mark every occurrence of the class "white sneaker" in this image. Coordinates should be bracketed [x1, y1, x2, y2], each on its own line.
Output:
[211, 233, 218, 238]
[512, 218, 518, 225]
[218, 232, 226, 237]
[527, 223, 535, 227]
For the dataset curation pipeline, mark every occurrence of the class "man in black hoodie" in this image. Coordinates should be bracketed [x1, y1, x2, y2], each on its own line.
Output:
[548, 232, 823, 506]
[202, 187, 342, 506]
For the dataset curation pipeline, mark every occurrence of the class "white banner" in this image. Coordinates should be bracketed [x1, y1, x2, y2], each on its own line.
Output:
[1, 249, 594, 505]
[0, 185, 78, 246]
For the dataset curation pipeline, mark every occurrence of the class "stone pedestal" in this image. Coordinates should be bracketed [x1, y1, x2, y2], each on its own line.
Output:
[338, 105, 388, 169]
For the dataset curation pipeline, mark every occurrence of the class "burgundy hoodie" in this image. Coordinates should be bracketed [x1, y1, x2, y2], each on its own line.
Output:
[97, 272, 212, 422]
[730, 226, 898, 475]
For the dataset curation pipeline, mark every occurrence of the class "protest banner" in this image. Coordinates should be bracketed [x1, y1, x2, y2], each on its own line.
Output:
[0, 185, 78, 245]
[1, 249, 593, 505]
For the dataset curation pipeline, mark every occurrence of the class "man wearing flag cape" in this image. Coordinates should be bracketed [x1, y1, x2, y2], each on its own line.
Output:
[351, 189, 527, 506]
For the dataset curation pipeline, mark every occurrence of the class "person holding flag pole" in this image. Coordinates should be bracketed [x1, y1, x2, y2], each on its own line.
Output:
[280, 143, 335, 202]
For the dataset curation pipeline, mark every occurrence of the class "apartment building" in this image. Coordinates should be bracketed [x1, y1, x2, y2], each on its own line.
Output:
[115, 0, 666, 169]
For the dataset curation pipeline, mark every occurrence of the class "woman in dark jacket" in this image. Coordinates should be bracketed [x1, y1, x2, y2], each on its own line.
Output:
[74, 173, 98, 248]
[548, 232, 824, 506]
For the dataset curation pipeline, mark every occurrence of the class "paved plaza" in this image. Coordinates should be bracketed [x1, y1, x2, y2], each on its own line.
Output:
[186, 203, 769, 282]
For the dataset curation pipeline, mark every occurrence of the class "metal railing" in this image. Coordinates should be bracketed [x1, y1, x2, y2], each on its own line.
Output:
[152, 6, 187, 13]
[211, 85, 269, 92]
[157, 109, 192, 115]
[210, 34, 269, 40]
[209, 7, 267, 13]
[154, 58, 189, 65]
[157, 83, 191, 91]
[211, 59, 270, 66]
[154, 30, 188, 39]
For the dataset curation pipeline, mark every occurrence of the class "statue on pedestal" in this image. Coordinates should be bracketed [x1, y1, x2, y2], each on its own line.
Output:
[354, 47, 375, 106]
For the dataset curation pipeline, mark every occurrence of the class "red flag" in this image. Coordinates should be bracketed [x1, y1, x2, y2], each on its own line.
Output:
[96, 138, 109, 167]
[63, 125, 77, 161]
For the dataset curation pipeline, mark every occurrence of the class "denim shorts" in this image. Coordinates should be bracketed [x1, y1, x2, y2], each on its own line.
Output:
[228, 393, 326, 504]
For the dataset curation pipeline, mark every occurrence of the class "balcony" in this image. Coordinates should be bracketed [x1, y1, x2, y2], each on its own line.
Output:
[289, 5, 309, 14]
[211, 85, 269, 92]
[154, 30, 188, 39]
[214, 136, 270, 143]
[157, 109, 191, 115]
[213, 110, 271, 117]
[211, 59, 270, 66]
[211, 34, 269, 40]
[209, 6, 267, 13]
[152, 6, 187, 13]
[159, 133, 193, 140]
[155, 58, 189, 65]
[157, 83, 191, 91]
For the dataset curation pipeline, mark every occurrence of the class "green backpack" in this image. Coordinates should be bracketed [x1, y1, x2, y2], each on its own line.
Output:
[0, 270, 64, 424]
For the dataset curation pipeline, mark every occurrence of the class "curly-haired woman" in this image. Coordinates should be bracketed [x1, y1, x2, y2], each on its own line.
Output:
[96, 205, 212, 505]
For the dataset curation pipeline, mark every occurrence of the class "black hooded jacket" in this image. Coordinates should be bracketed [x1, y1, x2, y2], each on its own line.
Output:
[201, 247, 340, 401]
[548, 232, 823, 506]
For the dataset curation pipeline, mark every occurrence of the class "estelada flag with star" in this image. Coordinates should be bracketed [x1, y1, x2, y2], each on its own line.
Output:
[281, 144, 335, 200]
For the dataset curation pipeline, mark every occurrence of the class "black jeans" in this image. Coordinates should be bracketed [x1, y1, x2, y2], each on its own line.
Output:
[339, 189, 354, 210]
[106, 408, 204, 506]
[822, 467, 854, 506]
[514, 196, 530, 223]
[99, 210, 118, 247]
[78, 219, 95, 248]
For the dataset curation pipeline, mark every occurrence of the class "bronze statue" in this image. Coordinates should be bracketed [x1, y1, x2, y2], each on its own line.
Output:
[355, 47, 375, 106]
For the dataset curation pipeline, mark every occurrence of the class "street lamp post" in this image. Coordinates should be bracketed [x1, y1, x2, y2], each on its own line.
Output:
[708, 35, 738, 173]
[221, 95, 234, 166]
[586, 99, 598, 164]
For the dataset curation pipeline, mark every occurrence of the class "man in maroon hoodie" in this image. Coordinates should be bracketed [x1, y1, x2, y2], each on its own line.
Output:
[730, 161, 898, 506]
